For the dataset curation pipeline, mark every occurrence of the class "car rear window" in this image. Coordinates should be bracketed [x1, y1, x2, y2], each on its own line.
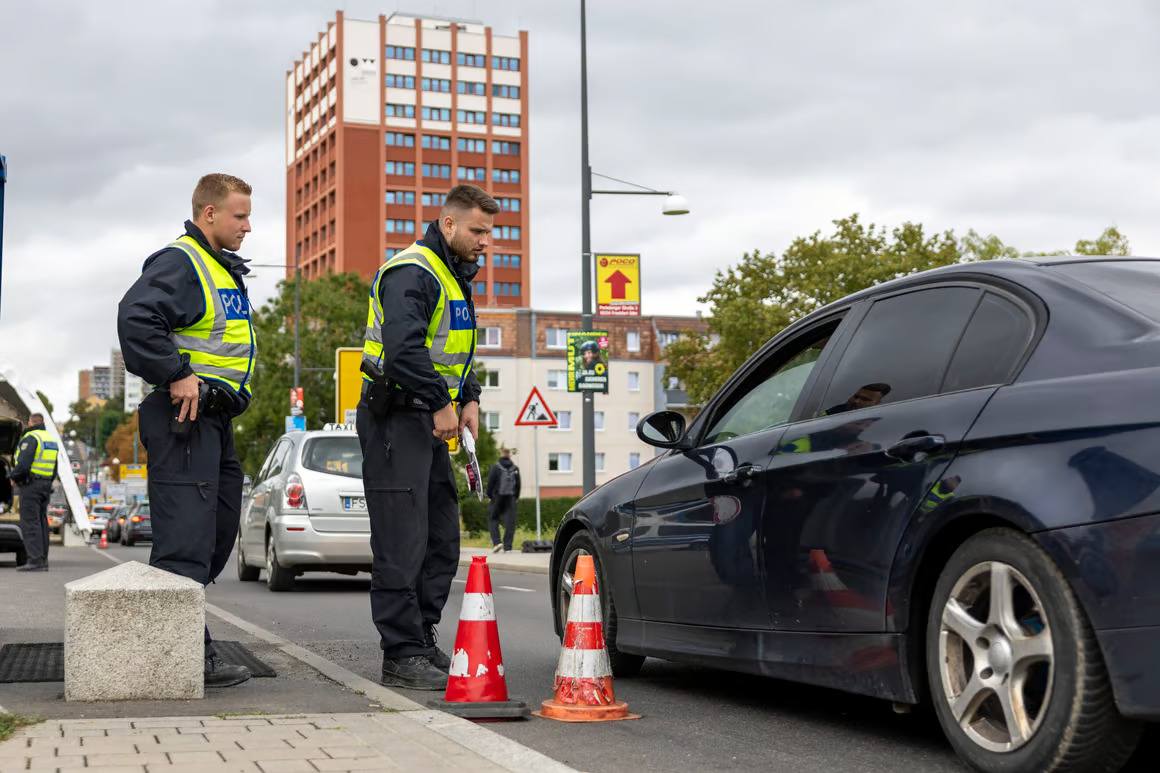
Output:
[302, 436, 363, 478]
[1054, 261, 1160, 322]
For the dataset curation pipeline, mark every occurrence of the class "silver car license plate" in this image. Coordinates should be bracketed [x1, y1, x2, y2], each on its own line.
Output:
[343, 497, 367, 511]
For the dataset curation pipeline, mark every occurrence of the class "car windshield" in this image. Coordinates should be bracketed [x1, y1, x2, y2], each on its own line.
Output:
[135, 504, 150, 516]
[1053, 261, 1160, 322]
[302, 436, 363, 478]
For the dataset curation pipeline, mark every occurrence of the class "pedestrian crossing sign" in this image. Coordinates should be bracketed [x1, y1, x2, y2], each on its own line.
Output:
[515, 386, 558, 426]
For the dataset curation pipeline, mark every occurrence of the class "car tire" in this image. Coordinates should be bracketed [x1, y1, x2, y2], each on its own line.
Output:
[125, 535, 135, 547]
[556, 530, 645, 678]
[237, 538, 260, 582]
[925, 528, 1141, 773]
[265, 535, 295, 592]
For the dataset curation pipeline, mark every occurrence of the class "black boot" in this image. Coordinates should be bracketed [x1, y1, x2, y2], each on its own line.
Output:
[17, 561, 47, 572]
[424, 625, 451, 674]
[381, 654, 448, 690]
[205, 655, 251, 688]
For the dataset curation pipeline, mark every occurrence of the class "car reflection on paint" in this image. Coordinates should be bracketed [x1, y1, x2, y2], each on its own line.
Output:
[551, 257, 1160, 773]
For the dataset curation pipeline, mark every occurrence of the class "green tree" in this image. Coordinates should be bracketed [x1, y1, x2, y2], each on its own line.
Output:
[1074, 226, 1130, 256]
[35, 390, 54, 418]
[235, 272, 371, 475]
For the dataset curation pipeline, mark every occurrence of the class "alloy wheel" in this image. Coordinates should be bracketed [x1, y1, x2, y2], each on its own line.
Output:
[557, 547, 590, 633]
[938, 560, 1054, 753]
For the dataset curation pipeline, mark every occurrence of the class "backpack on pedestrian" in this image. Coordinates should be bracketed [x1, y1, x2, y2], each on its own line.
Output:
[497, 465, 519, 497]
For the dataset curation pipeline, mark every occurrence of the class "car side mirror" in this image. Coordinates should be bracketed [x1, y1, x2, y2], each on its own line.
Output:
[637, 411, 692, 449]
[242, 475, 253, 497]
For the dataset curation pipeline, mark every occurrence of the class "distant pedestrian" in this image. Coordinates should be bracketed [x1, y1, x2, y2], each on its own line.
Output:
[7, 413, 56, 571]
[486, 448, 521, 552]
[117, 173, 257, 689]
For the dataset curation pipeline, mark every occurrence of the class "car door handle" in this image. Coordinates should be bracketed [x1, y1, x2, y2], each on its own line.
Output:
[886, 435, 946, 462]
[724, 464, 763, 485]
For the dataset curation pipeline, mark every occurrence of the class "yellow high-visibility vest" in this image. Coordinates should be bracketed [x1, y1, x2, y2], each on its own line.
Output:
[164, 236, 256, 396]
[23, 429, 58, 479]
[362, 243, 476, 402]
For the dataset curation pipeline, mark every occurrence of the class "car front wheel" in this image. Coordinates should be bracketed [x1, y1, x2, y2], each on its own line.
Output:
[926, 528, 1140, 773]
[556, 530, 644, 678]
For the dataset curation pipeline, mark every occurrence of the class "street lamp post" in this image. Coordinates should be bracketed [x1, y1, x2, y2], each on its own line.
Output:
[578, 0, 690, 494]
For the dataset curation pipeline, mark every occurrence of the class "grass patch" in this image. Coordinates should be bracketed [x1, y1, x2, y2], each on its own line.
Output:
[213, 711, 269, 719]
[0, 714, 44, 743]
[461, 527, 546, 550]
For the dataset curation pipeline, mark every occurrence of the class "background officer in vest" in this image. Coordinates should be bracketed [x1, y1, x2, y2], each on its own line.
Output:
[116, 173, 256, 688]
[485, 447, 521, 553]
[357, 184, 496, 690]
[7, 413, 57, 571]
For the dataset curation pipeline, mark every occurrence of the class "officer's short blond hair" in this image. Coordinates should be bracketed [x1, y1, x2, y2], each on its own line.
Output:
[192, 174, 252, 219]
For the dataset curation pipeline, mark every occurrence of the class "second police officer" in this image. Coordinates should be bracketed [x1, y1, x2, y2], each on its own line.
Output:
[358, 184, 497, 690]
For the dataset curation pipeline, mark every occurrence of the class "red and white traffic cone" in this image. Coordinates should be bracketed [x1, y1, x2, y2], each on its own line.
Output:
[808, 548, 876, 611]
[427, 556, 528, 720]
[98, 530, 108, 549]
[534, 555, 640, 722]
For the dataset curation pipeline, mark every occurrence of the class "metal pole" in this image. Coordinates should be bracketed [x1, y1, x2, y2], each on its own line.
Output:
[534, 426, 542, 540]
[579, 0, 596, 495]
[294, 254, 301, 390]
[0, 154, 7, 322]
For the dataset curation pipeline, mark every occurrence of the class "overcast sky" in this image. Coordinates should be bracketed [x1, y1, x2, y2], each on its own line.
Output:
[2, 0, 1158, 416]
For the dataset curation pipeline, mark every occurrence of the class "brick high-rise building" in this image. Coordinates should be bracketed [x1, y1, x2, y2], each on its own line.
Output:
[286, 12, 529, 307]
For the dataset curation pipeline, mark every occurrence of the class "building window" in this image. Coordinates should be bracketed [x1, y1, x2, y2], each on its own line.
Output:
[422, 192, 447, 207]
[482, 411, 501, 432]
[422, 163, 451, 179]
[493, 282, 507, 296]
[628, 412, 640, 431]
[480, 370, 500, 388]
[626, 331, 641, 352]
[668, 376, 681, 389]
[629, 453, 641, 469]
[659, 332, 681, 346]
[495, 225, 521, 241]
[492, 141, 520, 155]
[385, 219, 416, 234]
[385, 74, 415, 89]
[595, 452, 605, 473]
[457, 80, 486, 96]
[421, 107, 452, 122]
[554, 411, 572, 430]
[457, 138, 487, 153]
[474, 281, 486, 295]
[627, 371, 640, 391]
[385, 191, 415, 205]
[493, 112, 520, 127]
[496, 197, 520, 212]
[457, 166, 486, 181]
[511, 283, 521, 296]
[548, 452, 572, 472]
[493, 168, 520, 184]
[421, 48, 451, 64]
[386, 46, 415, 60]
[492, 56, 520, 71]
[385, 132, 414, 147]
[493, 253, 521, 268]
[457, 52, 486, 67]
[547, 369, 566, 389]
[422, 135, 451, 150]
[457, 110, 487, 125]
[492, 84, 520, 99]
[385, 248, 401, 259]
[479, 327, 501, 347]
[385, 103, 416, 118]
[421, 77, 451, 93]
[385, 161, 416, 176]
[546, 328, 567, 349]
[477, 255, 486, 267]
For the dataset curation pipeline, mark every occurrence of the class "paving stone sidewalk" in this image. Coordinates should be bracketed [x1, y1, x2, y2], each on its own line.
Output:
[0, 712, 514, 773]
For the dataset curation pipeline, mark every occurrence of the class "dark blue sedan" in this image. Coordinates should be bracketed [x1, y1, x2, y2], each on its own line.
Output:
[551, 256, 1159, 773]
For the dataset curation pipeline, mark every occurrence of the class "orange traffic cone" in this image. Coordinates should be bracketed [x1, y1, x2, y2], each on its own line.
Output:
[808, 549, 876, 612]
[98, 530, 108, 549]
[427, 556, 529, 720]
[534, 555, 640, 722]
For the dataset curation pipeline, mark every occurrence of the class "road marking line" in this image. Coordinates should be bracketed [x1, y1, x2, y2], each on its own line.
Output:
[499, 586, 535, 593]
[452, 579, 467, 584]
[88, 545, 574, 773]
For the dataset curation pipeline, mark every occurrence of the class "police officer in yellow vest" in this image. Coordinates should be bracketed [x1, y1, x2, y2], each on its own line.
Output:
[7, 413, 57, 571]
[116, 174, 256, 689]
[358, 184, 493, 690]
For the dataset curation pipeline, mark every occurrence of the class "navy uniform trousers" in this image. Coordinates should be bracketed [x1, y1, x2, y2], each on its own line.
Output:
[356, 398, 460, 659]
[18, 477, 53, 564]
[138, 390, 243, 656]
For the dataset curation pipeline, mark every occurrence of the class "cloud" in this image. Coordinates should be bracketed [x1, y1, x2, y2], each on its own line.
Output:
[2, 0, 1159, 415]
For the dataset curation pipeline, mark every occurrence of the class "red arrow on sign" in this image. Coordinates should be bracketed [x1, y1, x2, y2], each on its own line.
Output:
[604, 270, 632, 300]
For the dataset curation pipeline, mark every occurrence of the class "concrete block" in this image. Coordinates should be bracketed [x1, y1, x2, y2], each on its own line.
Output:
[65, 560, 205, 701]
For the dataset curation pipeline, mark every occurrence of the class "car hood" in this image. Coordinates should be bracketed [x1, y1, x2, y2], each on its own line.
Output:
[0, 418, 21, 457]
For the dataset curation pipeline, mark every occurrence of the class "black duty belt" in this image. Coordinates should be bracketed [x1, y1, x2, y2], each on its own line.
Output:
[360, 381, 431, 411]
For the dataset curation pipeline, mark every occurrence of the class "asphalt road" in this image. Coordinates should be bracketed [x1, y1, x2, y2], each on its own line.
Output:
[101, 543, 1157, 773]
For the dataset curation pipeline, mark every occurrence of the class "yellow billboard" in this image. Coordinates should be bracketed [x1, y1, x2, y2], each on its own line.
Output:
[335, 347, 364, 425]
[595, 253, 641, 316]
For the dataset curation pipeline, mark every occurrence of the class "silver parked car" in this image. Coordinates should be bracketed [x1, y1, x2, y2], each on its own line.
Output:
[237, 424, 369, 591]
